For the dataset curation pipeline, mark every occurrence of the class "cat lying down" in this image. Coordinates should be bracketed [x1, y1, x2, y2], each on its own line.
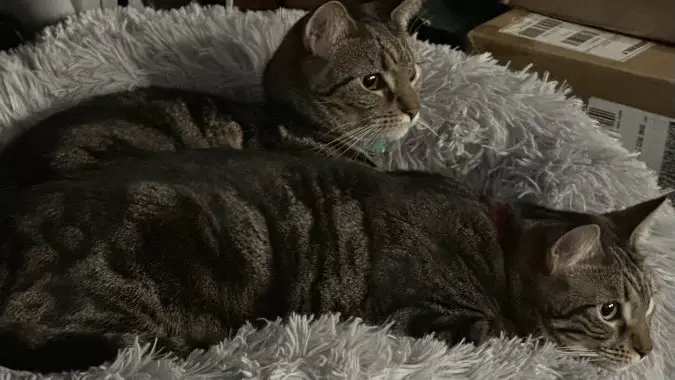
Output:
[0, 148, 663, 373]
[0, 0, 423, 192]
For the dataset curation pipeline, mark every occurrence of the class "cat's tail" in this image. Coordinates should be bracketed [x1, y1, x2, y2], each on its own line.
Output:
[0, 322, 128, 373]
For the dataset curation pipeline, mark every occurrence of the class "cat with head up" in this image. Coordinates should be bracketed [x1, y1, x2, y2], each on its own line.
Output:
[0, 0, 423, 191]
[264, 0, 422, 154]
[0, 148, 663, 373]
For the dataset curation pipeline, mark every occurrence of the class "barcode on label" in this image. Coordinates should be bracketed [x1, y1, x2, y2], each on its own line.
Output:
[587, 107, 618, 129]
[621, 40, 650, 55]
[657, 121, 675, 191]
[635, 123, 646, 152]
[561, 30, 599, 47]
[518, 18, 562, 39]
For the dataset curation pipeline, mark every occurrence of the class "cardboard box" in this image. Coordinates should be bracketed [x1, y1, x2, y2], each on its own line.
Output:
[503, 0, 675, 44]
[468, 9, 675, 119]
[586, 98, 675, 187]
[469, 9, 675, 183]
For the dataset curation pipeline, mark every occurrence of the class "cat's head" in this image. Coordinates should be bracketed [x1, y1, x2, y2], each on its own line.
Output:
[515, 194, 670, 370]
[264, 0, 423, 149]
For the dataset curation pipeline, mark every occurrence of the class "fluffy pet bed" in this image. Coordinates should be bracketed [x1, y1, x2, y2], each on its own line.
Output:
[0, 4, 673, 379]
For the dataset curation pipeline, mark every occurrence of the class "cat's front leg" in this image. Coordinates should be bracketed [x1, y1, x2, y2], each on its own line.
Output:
[385, 305, 471, 345]
[465, 317, 515, 344]
[429, 317, 512, 346]
[386, 306, 513, 346]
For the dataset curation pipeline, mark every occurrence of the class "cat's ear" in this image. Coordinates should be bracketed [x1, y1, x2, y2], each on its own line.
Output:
[303, 1, 356, 58]
[606, 193, 671, 247]
[362, 0, 423, 32]
[389, 0, 423, 32]
[547, 224, 602, 274]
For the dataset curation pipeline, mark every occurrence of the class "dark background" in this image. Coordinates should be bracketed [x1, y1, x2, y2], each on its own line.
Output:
[415, 0, 509, 50]
[0, 0, 510, 51]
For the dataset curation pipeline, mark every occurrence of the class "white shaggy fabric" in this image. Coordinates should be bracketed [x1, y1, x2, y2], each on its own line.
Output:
[0, 4, 673, 379]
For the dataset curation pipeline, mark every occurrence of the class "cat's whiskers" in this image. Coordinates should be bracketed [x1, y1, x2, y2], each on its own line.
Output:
[318, 115, 382, 139]
[321, 123, 372, 147]
[313, 124, 374, 158]
[342, 126, 384, 161]
[332, 126, 378, 158]
[319, 122, 380, 161]
[346, 125, 386, 160]
[314, 116, 384, 155]
[558, 346, 601, 358]
[415, 118, 438, 136]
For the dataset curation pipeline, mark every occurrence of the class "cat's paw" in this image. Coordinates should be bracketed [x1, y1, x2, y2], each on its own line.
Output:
[221, 122, 244, 149]
[207, 120, 244, 150]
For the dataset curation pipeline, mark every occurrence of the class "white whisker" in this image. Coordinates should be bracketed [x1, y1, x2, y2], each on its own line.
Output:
[318, 115, 382, 139]
[415, 118, 437, 136]
[558, 346, 601, 358]
[314, 125, 374, 158]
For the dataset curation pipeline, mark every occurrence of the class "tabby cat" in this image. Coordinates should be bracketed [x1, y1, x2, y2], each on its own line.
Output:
[0, 148, 662, 373]
[0, 0, 422, 191]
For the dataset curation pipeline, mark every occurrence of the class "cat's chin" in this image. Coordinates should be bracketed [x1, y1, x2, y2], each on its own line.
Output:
[379, 113, 419, 141]
[381, 124, 412, 141]
[598, 361, 638, 373]
[595, 353, 646, 373]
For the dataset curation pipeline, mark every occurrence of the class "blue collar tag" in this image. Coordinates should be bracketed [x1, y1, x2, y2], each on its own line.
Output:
[363, 138, 386, 154]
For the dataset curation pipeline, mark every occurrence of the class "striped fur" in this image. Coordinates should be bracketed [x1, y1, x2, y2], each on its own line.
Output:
[0, 149, 663, 373]
[0, 0, 422, 192]
[508, 200, 663, 370]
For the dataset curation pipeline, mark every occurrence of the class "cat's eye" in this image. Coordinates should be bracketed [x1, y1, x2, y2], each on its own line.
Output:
[598, 302, 620, 320]
[361, 74, 384, 91]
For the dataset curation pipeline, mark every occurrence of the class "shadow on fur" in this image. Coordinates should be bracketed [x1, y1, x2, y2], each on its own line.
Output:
[0, 323, 124, 373]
